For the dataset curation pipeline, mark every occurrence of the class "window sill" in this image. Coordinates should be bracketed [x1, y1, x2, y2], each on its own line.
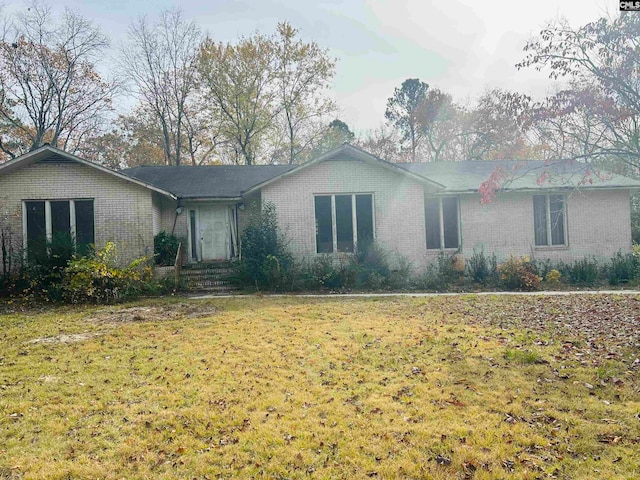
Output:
[534, 245, 569, 251]
[426, 248, 460, 253]
[316, 251, 355, 256]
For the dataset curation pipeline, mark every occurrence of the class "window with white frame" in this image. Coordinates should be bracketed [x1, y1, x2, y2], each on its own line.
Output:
[533, 194, 566, 246]
[425, 196, 459, 250]
[24, 199, 94, 260]
[314, 194, 374, 253]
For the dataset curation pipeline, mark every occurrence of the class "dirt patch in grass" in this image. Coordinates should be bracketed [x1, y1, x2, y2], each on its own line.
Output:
[28, 332, 101, 345]
[87, 303, 218, 323]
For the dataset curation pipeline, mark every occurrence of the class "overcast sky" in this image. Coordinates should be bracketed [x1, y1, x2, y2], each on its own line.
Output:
[4, 0, 618, 132]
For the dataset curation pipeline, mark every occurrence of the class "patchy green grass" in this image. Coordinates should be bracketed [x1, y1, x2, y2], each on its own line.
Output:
[1, 295, 639, 479]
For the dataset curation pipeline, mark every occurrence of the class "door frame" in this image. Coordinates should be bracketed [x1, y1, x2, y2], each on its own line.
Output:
[186, 203, 238, 263]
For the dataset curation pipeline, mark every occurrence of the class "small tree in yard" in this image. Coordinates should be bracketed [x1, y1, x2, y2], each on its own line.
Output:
[239, 202, 292, 290]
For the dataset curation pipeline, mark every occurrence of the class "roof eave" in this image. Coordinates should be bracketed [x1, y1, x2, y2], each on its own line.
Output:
[437, 184, 640, 195]
[181, 196, 243, 202]
[242, 143, 446, 195]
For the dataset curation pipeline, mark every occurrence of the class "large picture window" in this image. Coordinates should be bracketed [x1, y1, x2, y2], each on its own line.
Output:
[533, 194, 566, 246]
[425, 196, 459, 250]
[315, 194, 374, 253]
[24, 199, 95, 260]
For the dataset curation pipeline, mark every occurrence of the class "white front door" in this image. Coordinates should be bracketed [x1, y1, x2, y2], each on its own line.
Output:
[199, 205, 229, 261]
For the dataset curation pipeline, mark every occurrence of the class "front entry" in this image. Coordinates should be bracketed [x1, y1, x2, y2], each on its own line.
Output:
[199, 205, 229, 261]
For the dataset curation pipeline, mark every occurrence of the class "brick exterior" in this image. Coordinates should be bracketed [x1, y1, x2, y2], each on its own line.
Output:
[2, 155, 632, 274]
[261, 158, 429, 268]
[152, 194, 188, 240]
[0, 161, 156, 267]
[459, 189, 633, 263]
[261, 158, 633, 270]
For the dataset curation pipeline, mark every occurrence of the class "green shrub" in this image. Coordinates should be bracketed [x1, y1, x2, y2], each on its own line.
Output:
[607, 251, 639, 286]
[388, 254, 414, 290]
[308, 254, 343, 290]
[7, 233, 77, 301]
[238, 202, 292, 290]
[352, 240, 391, 289]
[559, 257, 600, 285]
[466, 248, 498, 284]
[531, 257, 555, 280]
[418, 252, 460, 291]
[498, 256, 541, 291]
[298, 242, 402, 292]
[62, 242, 153, 304]
[154, 231, 180, 266]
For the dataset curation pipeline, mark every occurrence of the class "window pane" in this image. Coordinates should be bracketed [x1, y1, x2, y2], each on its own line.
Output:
[26, 201, 46, 261]
[50, 201, 74, 264]
[355, 194, 374, 250]
[315, 196, 333, 253]
[190, 210, 198, 260]
[442, 197, 459, 249]
[533, 195, 548, 246]
[75, 200, 94, 255]
[335, 195, 354, 252]
[425, 198, 441, 249]
[549, 195, 565, 245]
[50, 201, 70, 237]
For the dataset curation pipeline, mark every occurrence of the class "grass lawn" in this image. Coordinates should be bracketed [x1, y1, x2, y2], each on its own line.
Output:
[1, 294, 639, 479]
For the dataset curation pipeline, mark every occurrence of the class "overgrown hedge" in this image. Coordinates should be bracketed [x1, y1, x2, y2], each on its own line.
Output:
[1, 241, 173, 303]
[233, 206, 640, 292]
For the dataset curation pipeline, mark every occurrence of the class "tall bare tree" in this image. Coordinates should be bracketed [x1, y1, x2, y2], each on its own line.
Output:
[463, 88, 535, 160]
[274, 22, 336, 164]
[0, 2, 116, 160]
[518, 14, 640, 170]
[121, 9, 201, 166]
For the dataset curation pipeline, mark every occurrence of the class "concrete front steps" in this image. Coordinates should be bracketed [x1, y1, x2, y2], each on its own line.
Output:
[180, 262, 238, 293]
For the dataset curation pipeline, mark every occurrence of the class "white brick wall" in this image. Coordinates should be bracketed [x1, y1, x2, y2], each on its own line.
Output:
[261, 158, 633, 269]
[153, 195, 188, 240]
[3, 158, 630, 274]
[152, 193, 162, 236]
[261, 158, 428, 268]
[0, 162, 156, 266]
[460, 189, 632, 262]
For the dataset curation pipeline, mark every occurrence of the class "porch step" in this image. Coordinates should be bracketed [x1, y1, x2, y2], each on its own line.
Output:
[180, 262, 238, 292]
[181, 268, 234, 277]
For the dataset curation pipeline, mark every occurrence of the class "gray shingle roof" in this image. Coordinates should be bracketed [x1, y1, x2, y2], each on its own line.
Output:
[397, 160, 640, 192]
[120, 156, 640, 200]
[121, 164, 296, 199]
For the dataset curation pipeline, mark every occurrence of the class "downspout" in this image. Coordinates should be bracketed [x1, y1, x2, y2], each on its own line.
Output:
[237, 203, 245, 261]
[171, 198, 184, 235]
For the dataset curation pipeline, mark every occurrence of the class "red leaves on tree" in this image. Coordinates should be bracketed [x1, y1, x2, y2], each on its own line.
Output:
[479, 166, 507, 205]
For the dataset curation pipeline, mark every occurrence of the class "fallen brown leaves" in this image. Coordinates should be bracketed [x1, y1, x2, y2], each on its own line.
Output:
[2, 294, 640, 479]
[430, 294, 640, 368]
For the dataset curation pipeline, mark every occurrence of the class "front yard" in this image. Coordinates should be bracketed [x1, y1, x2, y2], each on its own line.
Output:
[1, 295, 639, 479]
